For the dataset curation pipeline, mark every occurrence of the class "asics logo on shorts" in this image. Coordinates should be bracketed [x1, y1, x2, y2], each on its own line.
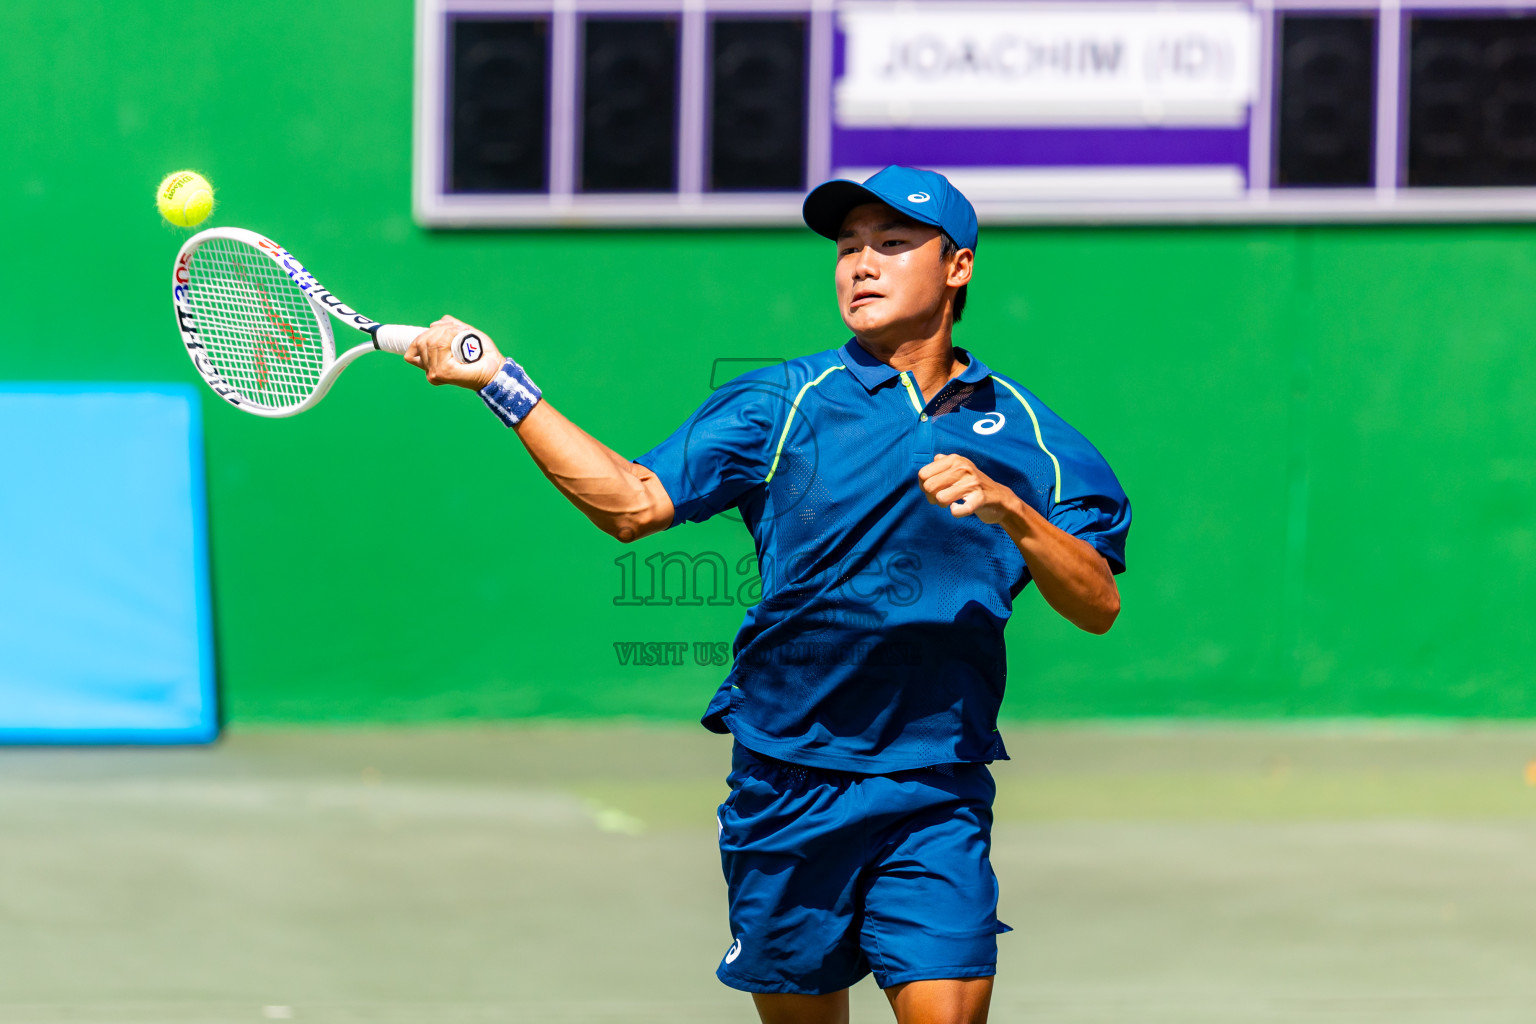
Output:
[724, 937, 743, 964]
[973, 412, 1006, 435]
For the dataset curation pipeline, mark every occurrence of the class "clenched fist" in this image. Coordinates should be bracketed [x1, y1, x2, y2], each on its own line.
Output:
[404, 314, 504, 391]
[917, 453, 1019, 524]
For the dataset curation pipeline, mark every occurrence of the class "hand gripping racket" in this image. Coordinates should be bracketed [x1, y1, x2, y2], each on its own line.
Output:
[172, 226, 483, 416]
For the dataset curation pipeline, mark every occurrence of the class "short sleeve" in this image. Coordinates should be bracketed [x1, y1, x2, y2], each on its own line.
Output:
[1033, 397, 1131, 574]
[633, 377, 779, 527]
[1049, 496, 1130, 574]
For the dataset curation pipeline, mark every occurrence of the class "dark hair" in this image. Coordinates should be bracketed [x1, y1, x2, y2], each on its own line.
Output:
[940, 232, 968, 324]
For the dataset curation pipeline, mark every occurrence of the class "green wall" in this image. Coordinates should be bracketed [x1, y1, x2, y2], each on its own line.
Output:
[6, 2, 1536, 723]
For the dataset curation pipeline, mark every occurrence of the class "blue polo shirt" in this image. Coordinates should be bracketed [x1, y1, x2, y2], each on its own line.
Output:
[635, 339, 1129, 772]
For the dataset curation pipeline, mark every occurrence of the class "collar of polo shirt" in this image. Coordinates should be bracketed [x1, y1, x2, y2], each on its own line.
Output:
[837, 339, 992, 395]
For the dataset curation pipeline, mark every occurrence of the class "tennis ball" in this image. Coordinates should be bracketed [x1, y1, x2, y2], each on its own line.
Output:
[157, 170, 214, 228]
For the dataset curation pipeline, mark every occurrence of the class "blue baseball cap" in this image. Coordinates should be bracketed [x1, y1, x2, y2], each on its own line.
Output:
[803, 165, 979, 252]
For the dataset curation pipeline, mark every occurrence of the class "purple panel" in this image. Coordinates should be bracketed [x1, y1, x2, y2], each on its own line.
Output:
[832, 126, 1251, 170]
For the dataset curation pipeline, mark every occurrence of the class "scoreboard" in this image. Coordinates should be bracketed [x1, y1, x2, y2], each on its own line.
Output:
[413, 0, 1536, 226]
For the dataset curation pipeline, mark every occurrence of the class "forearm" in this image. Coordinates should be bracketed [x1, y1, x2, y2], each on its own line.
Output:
[512, 401, 674, 543]
[997, 493, 1120, 634]
[402, 319, 673, 541]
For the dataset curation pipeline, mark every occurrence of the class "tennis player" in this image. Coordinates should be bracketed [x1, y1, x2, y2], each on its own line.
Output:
[405, 165, 1129, 1024]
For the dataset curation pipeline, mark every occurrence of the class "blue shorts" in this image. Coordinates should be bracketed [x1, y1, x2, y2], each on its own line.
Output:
[715, 741, 1009, 994]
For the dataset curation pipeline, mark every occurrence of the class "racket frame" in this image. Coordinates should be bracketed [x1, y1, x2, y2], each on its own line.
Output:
[173, 226, 427, 417]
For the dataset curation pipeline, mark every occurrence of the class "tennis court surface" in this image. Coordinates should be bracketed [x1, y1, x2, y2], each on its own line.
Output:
[4, 724, 1535, 1023]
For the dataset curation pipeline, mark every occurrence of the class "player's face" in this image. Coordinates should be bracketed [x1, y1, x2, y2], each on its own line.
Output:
[835, 203, 951, 341]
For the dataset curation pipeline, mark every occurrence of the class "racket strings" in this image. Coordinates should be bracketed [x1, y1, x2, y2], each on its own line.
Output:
[185, 238, 328, 408]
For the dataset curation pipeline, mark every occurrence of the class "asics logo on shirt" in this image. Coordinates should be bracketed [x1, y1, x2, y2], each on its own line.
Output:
[973, 412, 1006, 435]
[725, 937, 743, 963]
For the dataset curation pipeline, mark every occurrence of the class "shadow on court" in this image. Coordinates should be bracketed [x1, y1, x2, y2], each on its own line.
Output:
[2, 725, 1535, 1022]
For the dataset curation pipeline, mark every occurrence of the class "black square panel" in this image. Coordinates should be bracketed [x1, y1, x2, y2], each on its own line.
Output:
[1409, 16, 1536, 186]
[709, 18, 807, 192]
[1274, 15, 1377, 188]
[580, 18, 680, 193]
[449, 19, 549, 194]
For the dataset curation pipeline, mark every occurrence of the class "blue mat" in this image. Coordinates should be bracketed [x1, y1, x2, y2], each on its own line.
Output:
[0, 385, 217, 743]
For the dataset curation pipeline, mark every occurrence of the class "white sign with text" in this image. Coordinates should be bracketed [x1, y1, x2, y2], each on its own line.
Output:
[836, 2, 1260, 127]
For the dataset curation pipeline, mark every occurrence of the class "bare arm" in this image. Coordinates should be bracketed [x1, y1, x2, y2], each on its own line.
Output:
[512, 401, 675, 542]
[404, 316, 674, 543]
[993, 491, 1119, 634]
[918, 453, 1120, 634]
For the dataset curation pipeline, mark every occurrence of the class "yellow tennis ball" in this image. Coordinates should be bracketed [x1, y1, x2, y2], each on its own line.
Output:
[157, 170, 214, 228]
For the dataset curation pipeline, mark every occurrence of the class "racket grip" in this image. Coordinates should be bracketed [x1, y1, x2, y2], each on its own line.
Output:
[452, 331, 485, 364]
[373, 325, 484, 364]
[374, 324, 424, 354]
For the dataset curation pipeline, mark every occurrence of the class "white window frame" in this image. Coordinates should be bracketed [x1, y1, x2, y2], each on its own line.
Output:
[414, 0, 834, 227]
[414, 0, 1536, 227]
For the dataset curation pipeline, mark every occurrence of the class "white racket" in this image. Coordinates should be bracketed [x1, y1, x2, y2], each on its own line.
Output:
[172, 226, 483, 417]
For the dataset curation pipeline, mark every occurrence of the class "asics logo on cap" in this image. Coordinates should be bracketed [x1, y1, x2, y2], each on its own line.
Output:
[907, 191, 931, 202]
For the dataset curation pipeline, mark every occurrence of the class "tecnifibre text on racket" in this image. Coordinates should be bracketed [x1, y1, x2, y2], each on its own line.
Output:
[172, 226, 483, 416]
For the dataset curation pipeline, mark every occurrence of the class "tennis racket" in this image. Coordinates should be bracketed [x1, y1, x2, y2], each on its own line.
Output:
[172, 226, 483, 417]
